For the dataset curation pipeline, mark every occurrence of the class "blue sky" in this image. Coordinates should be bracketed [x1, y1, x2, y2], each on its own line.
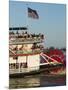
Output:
[9, 1, 66, 48]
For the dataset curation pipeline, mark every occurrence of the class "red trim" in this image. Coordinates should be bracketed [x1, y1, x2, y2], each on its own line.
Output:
[10, 52, 40, 57]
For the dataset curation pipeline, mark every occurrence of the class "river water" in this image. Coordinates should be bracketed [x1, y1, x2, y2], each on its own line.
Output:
[9, 73, 66, 89]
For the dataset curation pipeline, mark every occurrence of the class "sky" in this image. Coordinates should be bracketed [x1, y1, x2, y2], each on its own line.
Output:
[9, 0, 66, 48]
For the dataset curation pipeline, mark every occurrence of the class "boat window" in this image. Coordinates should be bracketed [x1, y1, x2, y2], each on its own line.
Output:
[16, 63, 19, 69]
[13, 56, 18, 59]
[9, 63, 15, 69]
[20, 63, 27, 68]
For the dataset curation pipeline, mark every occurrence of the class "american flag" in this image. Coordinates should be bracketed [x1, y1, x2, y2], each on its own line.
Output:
[28, 7, 39, 19]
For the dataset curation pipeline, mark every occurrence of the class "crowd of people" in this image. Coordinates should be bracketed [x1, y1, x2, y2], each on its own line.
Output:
[9, 31, 44, 40]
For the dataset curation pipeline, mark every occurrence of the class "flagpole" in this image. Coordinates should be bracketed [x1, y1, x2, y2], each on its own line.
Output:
[26, 3, 29, 30]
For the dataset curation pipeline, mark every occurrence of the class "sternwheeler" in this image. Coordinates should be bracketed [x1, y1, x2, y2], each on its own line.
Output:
[9, 27, 64, 78]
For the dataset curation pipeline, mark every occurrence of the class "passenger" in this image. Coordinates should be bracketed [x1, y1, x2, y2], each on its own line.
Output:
[25, 31, 27, 34]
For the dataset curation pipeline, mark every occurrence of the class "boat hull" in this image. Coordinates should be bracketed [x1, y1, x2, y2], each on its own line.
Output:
[9, 63, 64, 78]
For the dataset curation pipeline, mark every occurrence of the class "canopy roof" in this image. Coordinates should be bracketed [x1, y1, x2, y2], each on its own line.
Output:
[9, 27, 27, 30]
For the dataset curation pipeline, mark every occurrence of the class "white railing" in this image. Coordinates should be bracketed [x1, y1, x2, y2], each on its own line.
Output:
[9, 68, 28, 74]
[9, 39, 43, 45]
[9, 66, 39, 74]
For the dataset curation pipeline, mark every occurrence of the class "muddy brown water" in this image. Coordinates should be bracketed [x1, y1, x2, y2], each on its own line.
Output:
[9, 73, 66, 89]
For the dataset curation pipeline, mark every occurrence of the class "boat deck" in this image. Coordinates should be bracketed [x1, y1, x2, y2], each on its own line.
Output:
[9, 63, 64, 78]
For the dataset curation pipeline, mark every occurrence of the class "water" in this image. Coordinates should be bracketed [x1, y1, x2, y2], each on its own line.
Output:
[9, 73, 66, 89]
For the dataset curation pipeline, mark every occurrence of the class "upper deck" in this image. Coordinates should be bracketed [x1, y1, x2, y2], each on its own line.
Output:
[9, 27, 44, 44]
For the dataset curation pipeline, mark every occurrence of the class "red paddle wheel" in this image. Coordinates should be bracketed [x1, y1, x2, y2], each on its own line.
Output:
[41, 49, 66, 73]
[46, 49, 65, 64]
[47, 49, 65, 73]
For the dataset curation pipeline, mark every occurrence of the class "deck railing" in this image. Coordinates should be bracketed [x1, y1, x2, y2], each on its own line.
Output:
[9, 38, 44, 44]
[9, 66, 39, 74]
